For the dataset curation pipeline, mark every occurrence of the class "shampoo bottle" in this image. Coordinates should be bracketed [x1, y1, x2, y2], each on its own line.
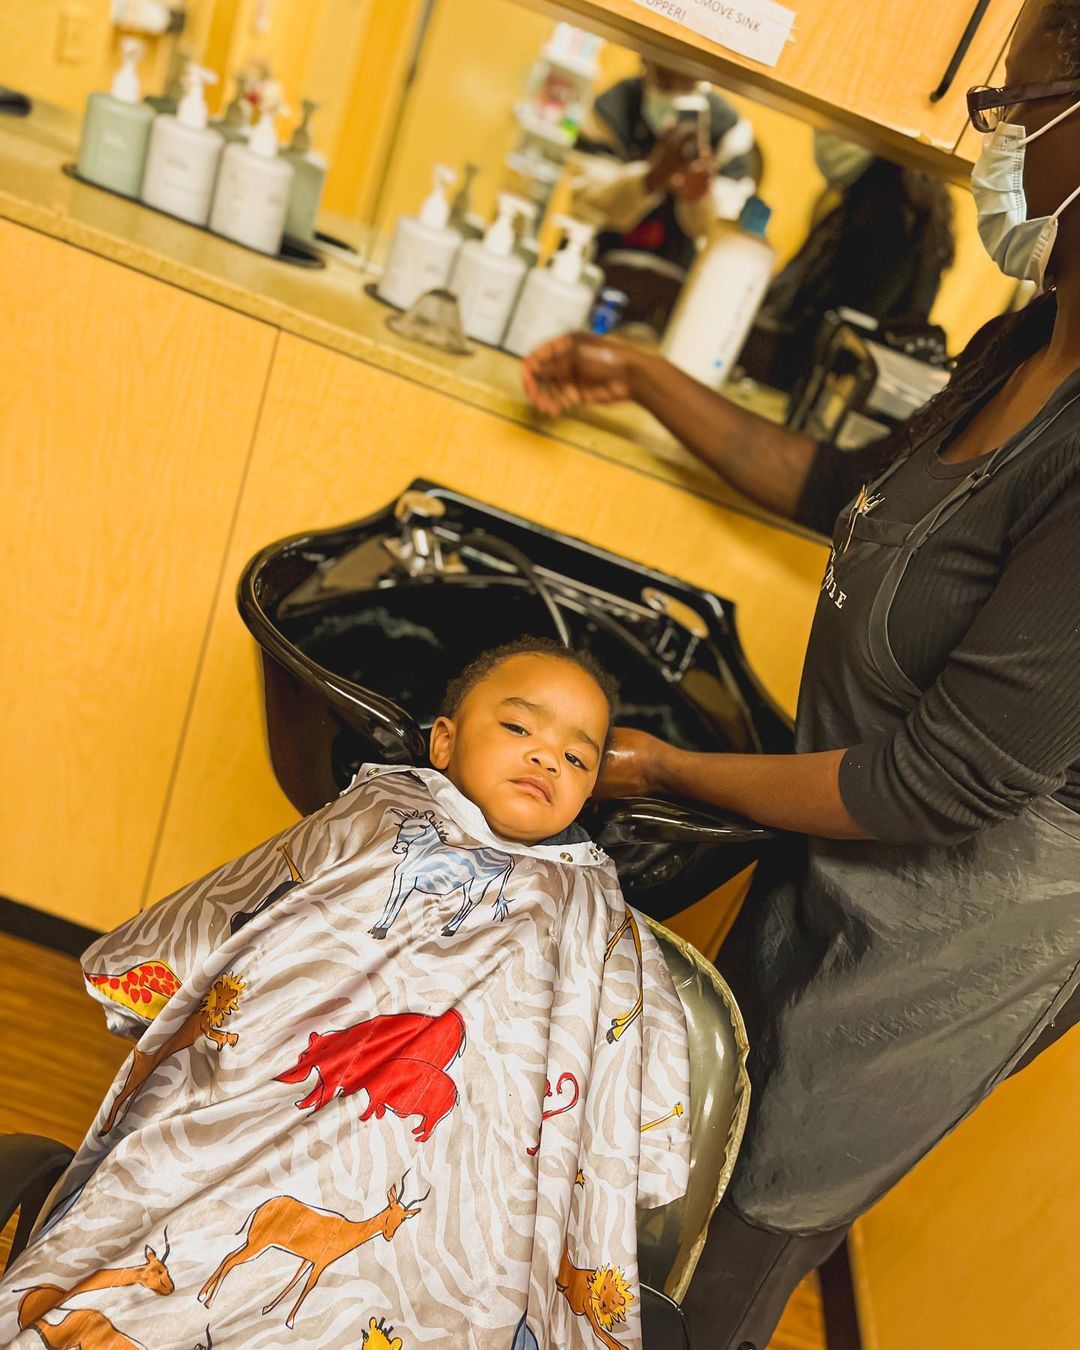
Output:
[662, 195, 775, 389]
[209, 85, 294, 255]
[76, 38, 155, 197]
[449, 194, 529, 345]
[141, 64, 224, 226]
[281, 99, 327, 241]
[377, 166, 462, 311]
[503, 216, 597, 357]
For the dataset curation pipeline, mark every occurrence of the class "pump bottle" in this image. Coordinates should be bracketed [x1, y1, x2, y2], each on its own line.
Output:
[281, 99, 327, 241]
[662, 195, 775, 389]
[209, 85, 294, 255]
[141, 64, 224, 226]
[448, 163, 483, 241]
[377, 167, 462, 310]
[212, 72, 253, 144]
[503, 217, 597, 357]
[76, 38, 155, 197]
[449, 194, 530, 345]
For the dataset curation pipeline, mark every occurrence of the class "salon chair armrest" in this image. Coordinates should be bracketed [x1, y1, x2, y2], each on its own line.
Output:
[0, 1133, 74, 1272]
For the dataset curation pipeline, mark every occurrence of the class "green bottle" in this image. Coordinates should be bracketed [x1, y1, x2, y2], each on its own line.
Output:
[76, 38, 155, 198]
[281, 99, 327, 242]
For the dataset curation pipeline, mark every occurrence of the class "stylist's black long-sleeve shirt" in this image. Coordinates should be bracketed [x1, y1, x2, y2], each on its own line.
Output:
[793, 294, 1080, 846]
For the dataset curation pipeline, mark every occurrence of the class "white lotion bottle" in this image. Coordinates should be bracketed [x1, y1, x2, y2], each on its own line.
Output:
[141, 64, 224, 226]
[377, 166, 462, 310]
[503, 216, 597, 357]
[76, 38, 155, 196]
[448, 194, 529, 345]
[662, 195, 775, 389]
[209, 89, 294, 255]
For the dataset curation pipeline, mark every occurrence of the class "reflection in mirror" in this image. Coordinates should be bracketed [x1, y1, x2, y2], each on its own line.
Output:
[346, 0, 1025, 442]
[29, 0, 1027, 451]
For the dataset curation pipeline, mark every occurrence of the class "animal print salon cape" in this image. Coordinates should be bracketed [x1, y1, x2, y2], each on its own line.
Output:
[1, 765, 691, 1350]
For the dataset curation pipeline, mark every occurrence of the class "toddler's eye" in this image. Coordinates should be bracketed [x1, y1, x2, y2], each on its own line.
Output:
[566, 753, 587, 770]
[502, 722, 529, 736]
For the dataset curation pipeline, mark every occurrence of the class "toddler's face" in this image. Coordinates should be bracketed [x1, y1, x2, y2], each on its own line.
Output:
[429, 654, 610, 843]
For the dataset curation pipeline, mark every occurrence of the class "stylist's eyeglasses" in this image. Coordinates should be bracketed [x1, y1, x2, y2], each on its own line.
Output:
[967, 79, 1080, 132]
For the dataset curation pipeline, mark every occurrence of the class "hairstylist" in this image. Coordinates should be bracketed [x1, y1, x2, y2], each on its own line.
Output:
[524, 2, 1080, 1345]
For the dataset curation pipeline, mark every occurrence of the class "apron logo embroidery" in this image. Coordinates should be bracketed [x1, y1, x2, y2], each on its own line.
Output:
[821, 551, 848, 611]
[842, 485, 884, 554]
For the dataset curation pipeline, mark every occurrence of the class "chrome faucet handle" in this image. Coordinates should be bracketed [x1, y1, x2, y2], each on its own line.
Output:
[394, 490, 446, 525]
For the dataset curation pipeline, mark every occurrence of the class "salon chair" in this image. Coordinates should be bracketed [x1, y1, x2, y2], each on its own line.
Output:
[0, 919, 749, 1350]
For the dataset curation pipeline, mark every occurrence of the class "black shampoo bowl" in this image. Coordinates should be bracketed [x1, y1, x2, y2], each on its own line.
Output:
[238, 482, 792, 920]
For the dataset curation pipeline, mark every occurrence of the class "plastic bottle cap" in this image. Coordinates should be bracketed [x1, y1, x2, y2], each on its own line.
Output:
[289, 99, 318, 155]
[111, 38, 145, 104]
[739, 194, 771, 237]
[248, 108, 281, 157]
[483, 194, 528, 257]
[176, 64, 217, 130]
[551, 215, 596, 285]
[419, 165, 456, 230]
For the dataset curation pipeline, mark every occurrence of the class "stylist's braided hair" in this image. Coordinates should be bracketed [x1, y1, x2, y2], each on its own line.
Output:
[1049, 0, 1080, 74]
[850, 0, 1080, 489]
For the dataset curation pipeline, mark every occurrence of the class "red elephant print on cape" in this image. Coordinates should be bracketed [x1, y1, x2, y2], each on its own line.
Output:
[274, 1008, 466, 1142]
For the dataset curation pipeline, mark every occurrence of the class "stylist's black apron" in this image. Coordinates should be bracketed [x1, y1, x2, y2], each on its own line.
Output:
[720, 389, 1080, 1234]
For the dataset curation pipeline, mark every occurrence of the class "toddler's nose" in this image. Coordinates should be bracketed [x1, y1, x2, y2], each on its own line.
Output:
[528, 746, 559, 774]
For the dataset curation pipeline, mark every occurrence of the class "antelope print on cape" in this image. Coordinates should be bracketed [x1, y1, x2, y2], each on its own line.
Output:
[0, 765, 691, 1348]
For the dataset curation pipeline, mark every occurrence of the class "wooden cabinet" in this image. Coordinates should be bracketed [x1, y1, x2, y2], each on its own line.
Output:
[0, 222, 276, 931]
[145, 331, 826, 901]
[521, 0, 1021, 165]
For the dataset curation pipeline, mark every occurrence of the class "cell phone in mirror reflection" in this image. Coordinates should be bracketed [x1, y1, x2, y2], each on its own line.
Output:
[672, 93, 709, 161]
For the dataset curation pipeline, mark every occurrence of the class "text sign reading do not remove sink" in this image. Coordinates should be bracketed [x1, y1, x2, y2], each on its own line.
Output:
[628, 0, 796, 67]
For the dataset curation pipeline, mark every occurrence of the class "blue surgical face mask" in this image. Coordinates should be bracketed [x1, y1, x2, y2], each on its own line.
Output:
[971, 98, 1080, 289]
[813, 131, 873, 188]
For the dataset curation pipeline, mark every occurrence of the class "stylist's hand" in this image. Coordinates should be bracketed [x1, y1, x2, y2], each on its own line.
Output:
[522, 333, 636, 416]
[592, 728, 670, 800]
[645, 122, 700, 193]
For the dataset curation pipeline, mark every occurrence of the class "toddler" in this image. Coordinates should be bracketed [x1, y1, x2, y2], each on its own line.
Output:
[1, 638, 690, 1350]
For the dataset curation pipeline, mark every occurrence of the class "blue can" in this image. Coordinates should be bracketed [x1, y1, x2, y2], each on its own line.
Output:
[588, 288, 629, 336]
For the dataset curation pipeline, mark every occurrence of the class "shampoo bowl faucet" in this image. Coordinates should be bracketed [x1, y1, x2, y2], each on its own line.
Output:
[386, 489, 454, 578]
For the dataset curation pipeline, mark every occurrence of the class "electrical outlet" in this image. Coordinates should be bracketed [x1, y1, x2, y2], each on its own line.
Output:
[56, 2, 92, 64]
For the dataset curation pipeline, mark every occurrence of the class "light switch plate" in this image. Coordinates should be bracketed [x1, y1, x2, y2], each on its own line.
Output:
[56, 2, 92, 64]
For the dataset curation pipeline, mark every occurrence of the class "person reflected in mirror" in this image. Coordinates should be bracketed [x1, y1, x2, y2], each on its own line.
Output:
[742, 132, 956, 392]
[570, 59, 760, 329]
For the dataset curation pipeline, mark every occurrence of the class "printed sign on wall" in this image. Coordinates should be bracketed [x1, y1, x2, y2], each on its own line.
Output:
[628, 0, 796, 68]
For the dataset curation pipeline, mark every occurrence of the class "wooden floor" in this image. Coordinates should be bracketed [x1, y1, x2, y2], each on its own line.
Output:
[0, 930, 825, 1348]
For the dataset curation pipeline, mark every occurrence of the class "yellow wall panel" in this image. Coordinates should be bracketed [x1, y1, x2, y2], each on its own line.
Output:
[853, 1028, 1080, 1349]
[145, 331, 825, 904]
[0, 0, 113, 112]
[0, 221, 276, 931]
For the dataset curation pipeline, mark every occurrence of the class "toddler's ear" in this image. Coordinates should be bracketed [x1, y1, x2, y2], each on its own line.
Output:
[429, 716, 455, 769]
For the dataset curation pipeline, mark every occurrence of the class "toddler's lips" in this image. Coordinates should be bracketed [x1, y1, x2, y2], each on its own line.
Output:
[511, 776, 552, 804]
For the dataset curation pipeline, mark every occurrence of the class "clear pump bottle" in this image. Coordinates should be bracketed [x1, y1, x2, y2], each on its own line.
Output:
[76, 38, 155, 197]
[449, 194, 530, 345]
[377, 167, 462, 311]
[503, 217, 597, 357]
[141, 64, 224, 226]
